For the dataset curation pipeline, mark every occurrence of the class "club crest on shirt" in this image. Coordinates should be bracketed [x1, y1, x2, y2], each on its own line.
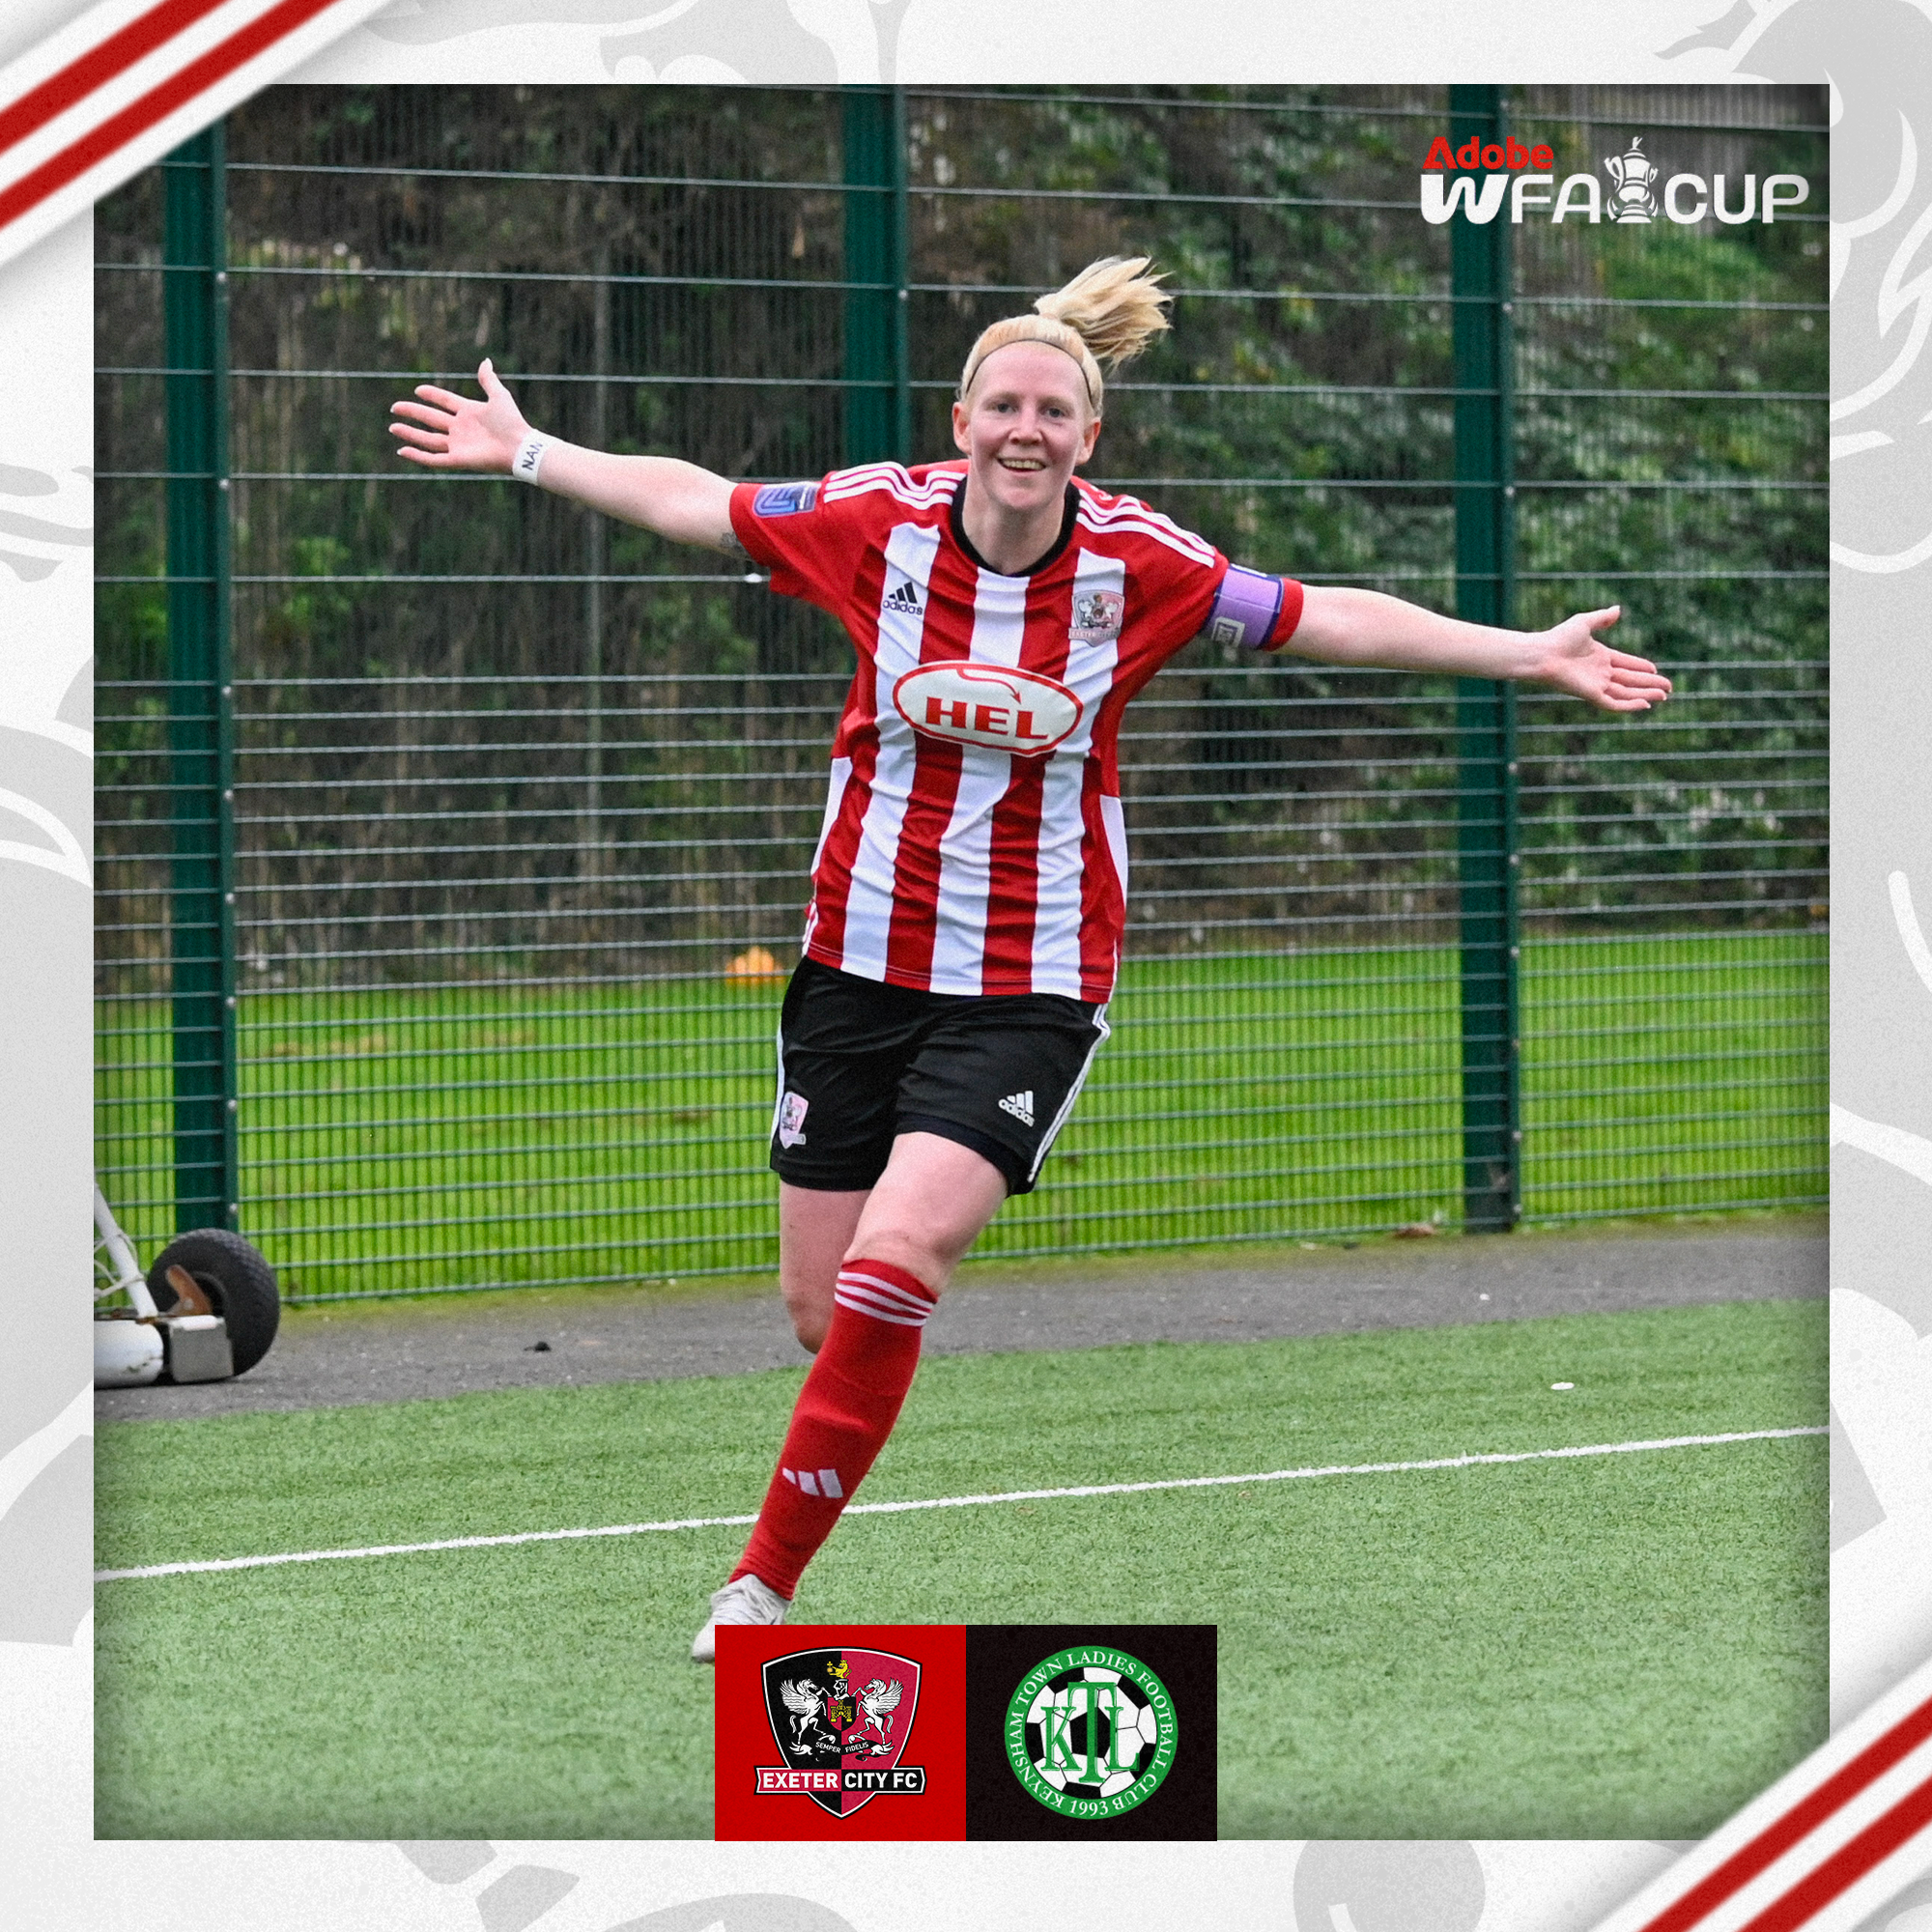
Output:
[892, 662, 1083, 757]
[1068, 588, 1124, 645]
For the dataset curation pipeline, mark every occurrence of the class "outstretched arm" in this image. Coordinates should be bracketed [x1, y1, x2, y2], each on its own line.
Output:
[388, 358, 744, 555]
[1286, 585, 1670, 714]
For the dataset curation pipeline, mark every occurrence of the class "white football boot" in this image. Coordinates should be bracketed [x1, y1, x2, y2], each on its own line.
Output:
[690, 1573, 791, 1662]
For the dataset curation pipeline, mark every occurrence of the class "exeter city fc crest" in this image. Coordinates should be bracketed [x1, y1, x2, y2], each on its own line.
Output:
[1069, 587, 1124, 645]
[756, 1648, 927, 1817]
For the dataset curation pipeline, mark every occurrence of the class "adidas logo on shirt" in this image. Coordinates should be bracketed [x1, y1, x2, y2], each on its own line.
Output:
[998, 1090, 1036, 1127]
[883, 578, 923, 614]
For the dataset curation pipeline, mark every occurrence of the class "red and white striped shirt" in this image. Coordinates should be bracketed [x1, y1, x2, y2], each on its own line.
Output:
[729, 460, 1303, 1003]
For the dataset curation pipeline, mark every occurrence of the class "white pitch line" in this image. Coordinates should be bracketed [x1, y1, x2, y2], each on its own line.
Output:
[93, 1425, 1825, 1583]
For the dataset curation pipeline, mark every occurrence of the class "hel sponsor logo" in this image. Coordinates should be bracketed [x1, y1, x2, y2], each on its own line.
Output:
[777, 1090, 809, 1149]
[758, 1647, 926, 1817]
[753, 480, 819, 517]
[1068, 588, 1124, 644]
[1421, 131, 1807, 227]
[893, 662, 1083, 756]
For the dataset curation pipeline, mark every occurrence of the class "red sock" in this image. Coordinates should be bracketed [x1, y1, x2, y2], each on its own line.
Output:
[731, 1258, 938, 1600]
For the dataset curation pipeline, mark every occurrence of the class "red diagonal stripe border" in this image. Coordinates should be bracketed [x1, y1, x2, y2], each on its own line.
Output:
[0, 0, 340, 234]
[0, 0, 233, 159]
[1738, 1769, 1932, 1932]
[1640, 1693, 1932, 1931]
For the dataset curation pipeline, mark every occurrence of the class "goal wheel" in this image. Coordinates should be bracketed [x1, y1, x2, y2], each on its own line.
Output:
[146, 1228, 281, 1377]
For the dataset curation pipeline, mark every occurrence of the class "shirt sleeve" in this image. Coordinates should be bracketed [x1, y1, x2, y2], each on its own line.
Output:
[1113, 526, 1232, 681]
[1100, 493, 1304, 672]
[728, 475, 867, 615]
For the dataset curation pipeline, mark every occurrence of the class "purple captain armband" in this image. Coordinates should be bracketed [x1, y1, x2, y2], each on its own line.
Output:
[1201, 565, 1287, 651]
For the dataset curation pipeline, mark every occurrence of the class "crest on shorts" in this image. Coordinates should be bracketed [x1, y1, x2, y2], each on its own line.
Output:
[777, 1090, 809, 1149]
[1068, 588, 1124, 645]
[756, 1647, 926, 1817]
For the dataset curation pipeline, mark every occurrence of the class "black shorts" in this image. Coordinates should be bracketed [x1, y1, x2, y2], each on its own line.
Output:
[770, 957, 1110, 1196]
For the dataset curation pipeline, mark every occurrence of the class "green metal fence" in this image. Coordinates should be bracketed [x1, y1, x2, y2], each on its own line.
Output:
[96, 85, 1828, 1300]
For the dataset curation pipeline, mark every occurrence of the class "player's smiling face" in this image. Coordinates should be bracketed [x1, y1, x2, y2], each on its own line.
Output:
[952, 342, 1101, 519]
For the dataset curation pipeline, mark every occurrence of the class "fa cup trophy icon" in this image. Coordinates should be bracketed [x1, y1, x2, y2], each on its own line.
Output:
[1604, 136, 1660, 223]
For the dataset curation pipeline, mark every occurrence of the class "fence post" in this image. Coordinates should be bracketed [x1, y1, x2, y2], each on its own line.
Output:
[581, 239, 610, 881]
[842, 86, 910, 466]
[1449, 85, 1520, 1234]
[162, 126, 238, 1234]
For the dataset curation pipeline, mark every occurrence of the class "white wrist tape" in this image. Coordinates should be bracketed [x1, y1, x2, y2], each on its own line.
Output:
[510, 433, 552, 485]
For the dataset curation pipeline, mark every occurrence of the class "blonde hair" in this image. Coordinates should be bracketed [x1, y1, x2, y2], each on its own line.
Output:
[956, 256, 1172, 416]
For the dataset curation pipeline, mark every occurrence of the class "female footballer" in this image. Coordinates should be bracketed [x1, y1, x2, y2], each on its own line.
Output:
[389, 258, 1670, 1662]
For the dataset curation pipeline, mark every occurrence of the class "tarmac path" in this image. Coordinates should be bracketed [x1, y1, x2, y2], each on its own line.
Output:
[96, 1219, 1825, 1423]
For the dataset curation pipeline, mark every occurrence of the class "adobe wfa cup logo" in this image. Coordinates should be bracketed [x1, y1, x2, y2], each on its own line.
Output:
[1604, 135, 1661, 223]
[756, 1646, 926, 1817]
[1419, 128, 1806, 227]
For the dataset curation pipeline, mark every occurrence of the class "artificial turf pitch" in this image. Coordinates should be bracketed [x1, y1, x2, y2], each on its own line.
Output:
[95, 1295, 1825, 1840]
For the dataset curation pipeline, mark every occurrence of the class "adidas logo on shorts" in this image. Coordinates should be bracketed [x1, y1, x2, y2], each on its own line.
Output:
[883, 579, 922, 614]
[998, 1090, 1036, 1127]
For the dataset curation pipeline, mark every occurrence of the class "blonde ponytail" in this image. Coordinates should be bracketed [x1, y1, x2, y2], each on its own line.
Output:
[1035, 256, 1172, 368]
[957, 256, 1172, 414]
